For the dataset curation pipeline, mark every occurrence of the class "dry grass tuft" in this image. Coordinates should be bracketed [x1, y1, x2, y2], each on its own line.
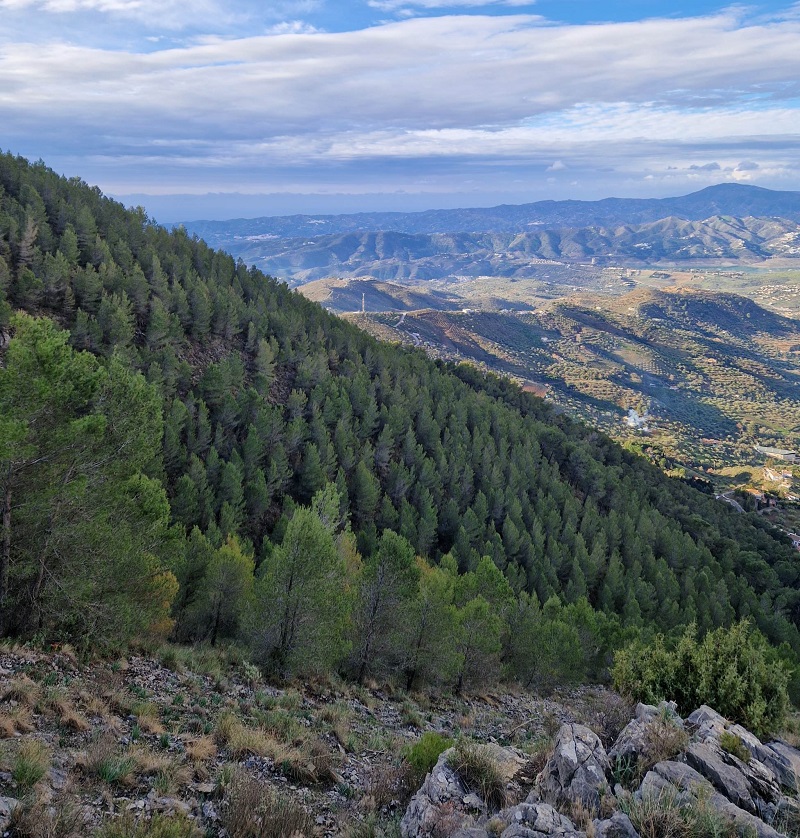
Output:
[221, 769, 313, 838]
[8, 795, 85, 838]
[0, 712, 18, 738]
[450, 740, 506, 811]
[81, 736, 136, 786]
[78, 690, 111, 720]
[39, 690, 90, 732]
[215, 711, 280, 759]
[2, 676, 41, 707]
[132, 701, 164, 734]
[365, 761, 415, 810]
[128, 744, 173, 776]
[185, 735, 217, 763]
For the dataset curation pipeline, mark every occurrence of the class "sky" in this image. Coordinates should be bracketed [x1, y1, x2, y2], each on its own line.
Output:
[1, 1, 800, 222]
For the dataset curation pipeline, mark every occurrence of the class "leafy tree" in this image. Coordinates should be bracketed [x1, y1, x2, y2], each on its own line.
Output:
[455, 596, 503, 692]
[350, 529, 419, 683]
[186, 535, 254, 644]
[401, 561, 461, 690]
[0, 313, 178, 644]
[248, 506, 350, 676]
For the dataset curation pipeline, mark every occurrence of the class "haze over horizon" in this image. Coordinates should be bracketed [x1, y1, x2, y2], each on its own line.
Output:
[2, 0, 800, 223]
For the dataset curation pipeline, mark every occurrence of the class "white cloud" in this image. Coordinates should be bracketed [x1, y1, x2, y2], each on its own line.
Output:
[2, 6, 800, 201]
[369, 0, 531, 9]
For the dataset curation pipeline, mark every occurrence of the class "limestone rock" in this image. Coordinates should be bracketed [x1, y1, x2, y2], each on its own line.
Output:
[764, 740, 800, 793]
[685, 741, 757, 813]
[592, 812, 640, 838]
[500, 802, 585, 838]
[686, 705, 728, 740]
[0, 796, 19, 832]
[401, 744, 525, 838]
[609, 702, 683, 774]
[639, 760, 783, 838]
[538, 723, 610, 812]
[401, 749, 476, 837]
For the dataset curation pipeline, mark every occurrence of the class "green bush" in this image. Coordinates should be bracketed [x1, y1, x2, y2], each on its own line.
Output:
[95, 812, 202, 838]
[719, 731, 750, 764]
[612, 620, 789, 737]
[403, 731, 453, 780]
[12, 740, 50, 790]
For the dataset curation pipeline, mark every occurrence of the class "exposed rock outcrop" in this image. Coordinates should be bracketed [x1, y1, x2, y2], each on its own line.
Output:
[537, 723, 611, 812]
[401, 702, 800, 838]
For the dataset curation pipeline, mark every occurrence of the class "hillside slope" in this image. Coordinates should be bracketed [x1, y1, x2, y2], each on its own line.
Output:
[2, 151, 800, 671]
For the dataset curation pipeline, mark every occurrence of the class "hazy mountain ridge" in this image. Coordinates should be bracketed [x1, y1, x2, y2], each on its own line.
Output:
[201, 214, 800, 284]
[183, 183, 800, 242]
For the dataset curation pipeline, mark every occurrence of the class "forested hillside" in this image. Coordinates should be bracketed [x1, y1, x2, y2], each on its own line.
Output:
[2, 152, 800, 690]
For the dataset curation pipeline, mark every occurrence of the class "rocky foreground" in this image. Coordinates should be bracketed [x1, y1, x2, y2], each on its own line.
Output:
[3, 642, 800, 837]
[402, 702, 800, 837]
[0, 643, 629, 836]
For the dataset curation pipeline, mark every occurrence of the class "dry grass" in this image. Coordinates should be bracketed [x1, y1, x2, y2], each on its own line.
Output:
[221, 769, 313, 838]
[2, 676, 40, 707]
[94, 811, 203, 838]
[81, 736, 136, 786]
[39, 689, 90, 732]
[450, 740, 506, 811]
[364, 761, 415, 811]
[128, 744, 173, 776]
[640, 717, 690, 775]
[621, 788, 739, 838]
[132, 701, 164, 734]
[105, 690, 134, 717]
[185, 735, 217, 763]
[0, 712, 15, 738]
[0, 705, 34, 738]
[7, 796, 85, 838]
[78, 690, 111, 720]
[216, 715, 278, 759]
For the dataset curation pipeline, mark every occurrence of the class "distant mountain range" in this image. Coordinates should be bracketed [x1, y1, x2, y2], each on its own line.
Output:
[181, 184, 800, 282]
[193, 215, 800, 283]
[184, 183, 800, 240]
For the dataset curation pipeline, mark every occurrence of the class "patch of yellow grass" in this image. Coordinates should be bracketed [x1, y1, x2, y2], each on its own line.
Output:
[185, 736, 217, 763]
[132, 701, 164, 734]
[2, 676, 40, 707]
[0, 713, 16, 738]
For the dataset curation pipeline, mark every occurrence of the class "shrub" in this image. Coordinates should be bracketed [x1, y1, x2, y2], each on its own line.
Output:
[620, 787, 739, 838]
[12, 739, 50, 790]
[344, 814, 402, 838]
[612, 620, 789, 737]
[220, 769, 313, 838]
[8, 796, 84, 838]
[94, 812, 202, 838]
[450, 740, 506, 811]
[719, 731, 750, 764]
[84, 737, 135, 785]
[403, 731, 453, 781]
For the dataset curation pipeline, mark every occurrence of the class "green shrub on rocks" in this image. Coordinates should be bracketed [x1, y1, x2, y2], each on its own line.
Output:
[612, 620, 789, 737]
[403, 731, 453, 781]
